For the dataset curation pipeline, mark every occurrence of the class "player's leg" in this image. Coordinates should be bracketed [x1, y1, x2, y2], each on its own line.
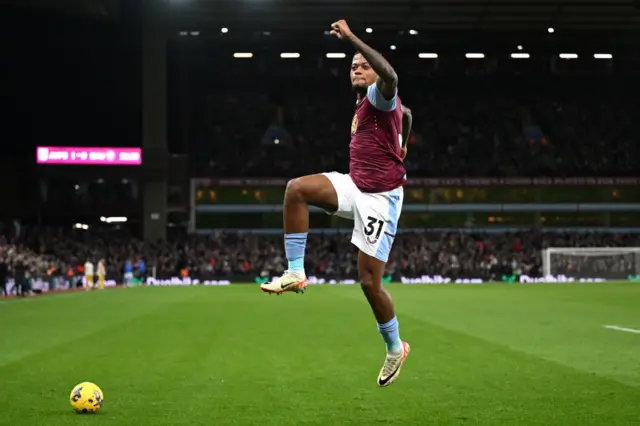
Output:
[283, 173, 339, 273]
[358, 250, 410, 387]
[358, 251, 402, 350]
[353, 189, 409, 386]
[261, 173, 341, 295]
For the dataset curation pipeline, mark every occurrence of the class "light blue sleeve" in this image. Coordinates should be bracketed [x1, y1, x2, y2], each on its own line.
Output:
[366, 82, 397, 111]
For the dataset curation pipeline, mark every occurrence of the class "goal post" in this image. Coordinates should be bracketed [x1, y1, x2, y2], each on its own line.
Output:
[542, 247, 640, 280]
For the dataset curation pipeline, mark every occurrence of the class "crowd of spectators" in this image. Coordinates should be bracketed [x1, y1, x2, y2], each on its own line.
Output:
[2, 227, 639, 294]
[175, 231, 640, 280]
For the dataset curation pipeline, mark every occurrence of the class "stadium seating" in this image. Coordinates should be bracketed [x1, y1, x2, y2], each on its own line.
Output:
[181, 59, 639, 178]
[2, 228, 639, 283]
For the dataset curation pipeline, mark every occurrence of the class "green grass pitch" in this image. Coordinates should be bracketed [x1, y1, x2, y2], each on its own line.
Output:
[1, 282, 639, 426]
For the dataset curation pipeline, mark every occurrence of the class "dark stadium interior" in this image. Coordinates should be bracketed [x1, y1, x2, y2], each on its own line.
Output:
[1, 0, 639, 283]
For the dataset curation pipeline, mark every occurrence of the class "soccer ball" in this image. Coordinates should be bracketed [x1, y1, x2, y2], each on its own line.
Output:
[69, 382, 104, 413]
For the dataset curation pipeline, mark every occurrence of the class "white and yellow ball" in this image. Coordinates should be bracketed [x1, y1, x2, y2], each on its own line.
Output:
[69, 382, 104, 413]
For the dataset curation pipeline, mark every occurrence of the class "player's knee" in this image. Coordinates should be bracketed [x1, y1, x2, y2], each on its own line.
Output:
[285, 178, 304, 201]
[360, 270, 375, 292]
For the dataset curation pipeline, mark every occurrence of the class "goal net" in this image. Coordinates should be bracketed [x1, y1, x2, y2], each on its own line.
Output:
[542, 247, 640, 280]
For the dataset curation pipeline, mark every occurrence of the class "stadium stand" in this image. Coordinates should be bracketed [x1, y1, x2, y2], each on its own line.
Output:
[2, 227, 639, 290]
[181, 59, 639, 179]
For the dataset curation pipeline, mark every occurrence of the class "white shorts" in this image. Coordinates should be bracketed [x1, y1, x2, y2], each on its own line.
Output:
[323, 172, 403, 262]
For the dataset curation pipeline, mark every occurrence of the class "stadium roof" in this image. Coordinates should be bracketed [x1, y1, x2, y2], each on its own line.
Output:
[4, 0, 640, 31]
[157, 0, 640, 31]
[0, 0, 119, 18]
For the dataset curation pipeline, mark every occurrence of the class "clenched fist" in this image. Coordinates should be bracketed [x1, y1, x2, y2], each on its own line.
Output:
[330, 20, 353, 40]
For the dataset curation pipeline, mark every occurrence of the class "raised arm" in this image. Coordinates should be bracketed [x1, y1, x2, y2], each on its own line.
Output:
[330, 19, 398, 100]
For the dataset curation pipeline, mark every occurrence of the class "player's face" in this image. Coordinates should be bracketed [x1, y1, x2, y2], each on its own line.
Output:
[351, 54, 377, 92]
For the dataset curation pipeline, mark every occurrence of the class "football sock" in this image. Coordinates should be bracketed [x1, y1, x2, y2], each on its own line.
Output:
[285, 232, 307, 273]
[378, 316, 403, 353]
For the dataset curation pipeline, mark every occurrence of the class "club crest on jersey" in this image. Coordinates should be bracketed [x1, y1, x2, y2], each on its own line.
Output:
[351, 114, 358, 135]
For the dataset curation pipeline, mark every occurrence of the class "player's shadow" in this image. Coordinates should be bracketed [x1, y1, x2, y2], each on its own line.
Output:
[38, 407, 105, 418]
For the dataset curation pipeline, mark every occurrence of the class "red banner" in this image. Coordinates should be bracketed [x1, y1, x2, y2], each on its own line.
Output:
[194, 177, 640, 188]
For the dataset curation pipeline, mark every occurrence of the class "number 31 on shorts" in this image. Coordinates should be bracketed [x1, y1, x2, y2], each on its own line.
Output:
[364, 215, 385, 244]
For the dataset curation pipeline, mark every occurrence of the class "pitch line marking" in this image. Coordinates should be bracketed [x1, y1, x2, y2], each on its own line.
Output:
[603, 325, 640, 334]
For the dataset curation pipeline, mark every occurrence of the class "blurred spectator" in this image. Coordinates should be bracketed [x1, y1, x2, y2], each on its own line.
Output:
[12, 256, 27, 297]
[0, 256, 7, 297]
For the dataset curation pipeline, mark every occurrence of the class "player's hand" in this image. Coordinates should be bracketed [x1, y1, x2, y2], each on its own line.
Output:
[330, 20, 353, 40]
[400, 146, 408, 160]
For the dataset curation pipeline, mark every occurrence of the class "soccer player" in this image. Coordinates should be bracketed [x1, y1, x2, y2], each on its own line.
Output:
[261, 19, 413, 387]
[97, 258, 106, 290]
[84, 259, 94, 290]
[123, 259, 133, 286]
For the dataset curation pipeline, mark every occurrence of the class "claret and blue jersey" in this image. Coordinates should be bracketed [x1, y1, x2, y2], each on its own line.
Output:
[349, 82, 406, 194]
[366, 81, 398, 111]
